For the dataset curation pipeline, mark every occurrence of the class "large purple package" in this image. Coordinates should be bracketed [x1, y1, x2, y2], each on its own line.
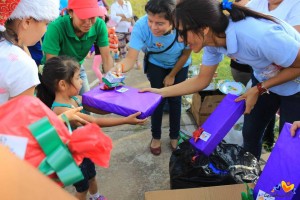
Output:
[189, 94, 245, 156]
[82, 84, 162, 119]
[254, 123, 300, 200]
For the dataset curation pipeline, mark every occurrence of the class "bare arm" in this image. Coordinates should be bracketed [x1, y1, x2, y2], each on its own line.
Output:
[99, 46, 114, 72]
[54, 107, 147, 127]
[45, 53, 57, 61]
[236, 49, 300, 113]
[164, 49, 192, 87]
[294, 25, 300, 33]
[113, 47, 140, 73]
[141, 64, 218, 97]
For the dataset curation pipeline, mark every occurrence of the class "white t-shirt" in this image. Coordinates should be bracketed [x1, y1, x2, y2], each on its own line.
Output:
[110, 1, 133, 32]
[247, 0, 300, 26]
[0, 39, 40, 104]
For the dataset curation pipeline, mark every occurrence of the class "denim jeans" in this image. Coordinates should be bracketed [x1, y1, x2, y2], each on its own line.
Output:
[147, 62, 189, 140]
[79, 65, 90, 95]
[242, 76, 300, 159]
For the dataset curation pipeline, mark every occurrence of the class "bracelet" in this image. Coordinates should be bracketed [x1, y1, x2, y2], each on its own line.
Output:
[256, 82, 269, 95]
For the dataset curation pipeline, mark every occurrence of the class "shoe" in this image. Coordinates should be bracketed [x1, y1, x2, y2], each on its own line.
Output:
[170, 139, 178, 151]
[150, 138, 161, 156]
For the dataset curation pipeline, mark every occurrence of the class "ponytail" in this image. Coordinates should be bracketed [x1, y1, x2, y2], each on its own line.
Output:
[36, 72, 56, 108]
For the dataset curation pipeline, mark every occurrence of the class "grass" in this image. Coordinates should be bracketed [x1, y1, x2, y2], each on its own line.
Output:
[107, 0, 232, 80]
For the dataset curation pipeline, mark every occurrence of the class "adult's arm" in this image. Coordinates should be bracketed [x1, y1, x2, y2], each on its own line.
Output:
[236, 49, 300, 113]
[141, 64, 218, 97]
[99, 46, 114, 72]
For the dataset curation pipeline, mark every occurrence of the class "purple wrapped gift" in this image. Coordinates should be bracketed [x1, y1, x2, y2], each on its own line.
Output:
[82, 84, 162, 119]
[254, 123, 300, 200]
[189, 94, 245, 156]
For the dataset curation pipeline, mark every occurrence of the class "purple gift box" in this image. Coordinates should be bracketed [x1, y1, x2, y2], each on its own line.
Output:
[189, 94, 245, 156]
[254, 123, 300, 200]
[82, 84, 162, 119]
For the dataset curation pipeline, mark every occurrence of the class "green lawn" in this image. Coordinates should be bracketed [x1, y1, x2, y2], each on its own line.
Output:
[107, 0, 232, 80]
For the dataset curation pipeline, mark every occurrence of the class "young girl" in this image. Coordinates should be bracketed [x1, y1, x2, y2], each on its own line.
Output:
[36, 55, 146, 200]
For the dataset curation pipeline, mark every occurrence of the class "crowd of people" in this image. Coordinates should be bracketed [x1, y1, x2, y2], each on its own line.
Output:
[1, 0, 300, 199]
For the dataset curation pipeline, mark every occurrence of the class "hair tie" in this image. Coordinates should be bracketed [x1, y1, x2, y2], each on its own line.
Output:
[222, 0, 233, 10]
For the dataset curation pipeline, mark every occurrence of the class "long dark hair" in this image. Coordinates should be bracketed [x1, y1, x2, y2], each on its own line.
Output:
[36, 56, 80, 108]
[175, 0, 277, 44]
[145, 0, 176, 24]
[0, 19, 20, 47]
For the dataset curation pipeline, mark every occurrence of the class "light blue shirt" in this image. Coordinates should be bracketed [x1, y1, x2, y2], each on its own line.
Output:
[129, 15, 191, 69]
[202, 17, 300, 96]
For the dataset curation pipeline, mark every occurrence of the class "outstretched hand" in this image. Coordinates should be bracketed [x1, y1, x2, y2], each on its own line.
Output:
[125, 112, 148, 125]
[235, 86, 259, 114]
[290, 121, 300, 137]
[139, 87, 162, 95]
[60, 107, 89, 127]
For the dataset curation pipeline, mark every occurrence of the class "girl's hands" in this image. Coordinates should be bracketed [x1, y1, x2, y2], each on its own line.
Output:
[125, 112, 148, 125]
[290, 121, 300, 137]
[235, 86, 260, 114]
[60, 107, 89, 127]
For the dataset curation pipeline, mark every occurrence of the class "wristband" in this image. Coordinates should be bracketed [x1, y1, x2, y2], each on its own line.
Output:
[257, 82, 269, 95]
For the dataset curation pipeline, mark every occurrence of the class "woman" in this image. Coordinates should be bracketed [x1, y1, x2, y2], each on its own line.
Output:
[142, 0, 300, 159]
[113, 0, 191, 155]
[245, 0, 300, 149]
[42, 0, 113, 95]
[110, 0, 134, 59]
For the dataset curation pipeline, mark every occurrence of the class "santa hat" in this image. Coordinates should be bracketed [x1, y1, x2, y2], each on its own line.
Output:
[0, 0, 59, 32]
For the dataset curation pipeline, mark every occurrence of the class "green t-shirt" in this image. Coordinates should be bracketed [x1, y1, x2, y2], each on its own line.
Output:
[42, 15, 109, 64]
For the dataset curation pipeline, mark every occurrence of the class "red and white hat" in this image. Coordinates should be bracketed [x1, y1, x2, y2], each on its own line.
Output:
[0, 0, 59, 32]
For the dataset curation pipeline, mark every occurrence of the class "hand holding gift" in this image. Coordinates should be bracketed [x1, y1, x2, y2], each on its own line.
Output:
[290, 121, 300, 136]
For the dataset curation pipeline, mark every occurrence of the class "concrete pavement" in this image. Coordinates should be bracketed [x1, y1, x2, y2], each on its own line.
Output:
[66, 57, 197, 200]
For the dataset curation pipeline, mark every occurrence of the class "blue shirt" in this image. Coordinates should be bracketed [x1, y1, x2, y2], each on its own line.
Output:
[129, 15, 191, 69]
[203, 17, 300, 96]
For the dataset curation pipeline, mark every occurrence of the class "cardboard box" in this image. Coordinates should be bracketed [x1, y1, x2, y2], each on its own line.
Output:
[254, 123, 300, 200]
[82, 84, 162, 119]
[191, 93, 225, 126]
[190, 94, 245, 156]
[0, 145, 76, 200]
[145, 183, 254, 200]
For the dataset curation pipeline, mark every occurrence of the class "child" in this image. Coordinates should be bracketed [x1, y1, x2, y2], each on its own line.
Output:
[36, 55, 146, 200]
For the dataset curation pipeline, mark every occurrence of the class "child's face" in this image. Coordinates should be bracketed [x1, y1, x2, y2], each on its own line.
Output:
[19, 18, 48, 46]
[69, 69, 83, 95]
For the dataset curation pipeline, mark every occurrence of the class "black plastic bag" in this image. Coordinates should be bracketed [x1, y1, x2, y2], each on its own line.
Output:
[169, 141, 260, 189]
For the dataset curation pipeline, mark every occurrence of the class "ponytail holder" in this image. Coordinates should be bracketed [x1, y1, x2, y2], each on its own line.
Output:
[222, 0, 233, 10]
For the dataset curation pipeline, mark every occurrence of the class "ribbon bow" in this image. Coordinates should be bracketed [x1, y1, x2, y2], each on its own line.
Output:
[29, 117, 84, 186]
[193, 127, 204, 142]
[241, 183, 254, 200]
[222, 0, 233, 10]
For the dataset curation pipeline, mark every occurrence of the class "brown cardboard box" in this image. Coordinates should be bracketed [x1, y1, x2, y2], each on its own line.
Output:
[191, 92, 201, 126]
[145, 183, 254, 200]
[191, 93, 225, 126]
[0, 145, 76, 200]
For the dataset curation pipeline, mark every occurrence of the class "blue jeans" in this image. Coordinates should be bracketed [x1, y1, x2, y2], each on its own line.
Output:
[79, 65, 90, 95]
[242, 76, 300, 159]
[147, 62, 189, 140]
